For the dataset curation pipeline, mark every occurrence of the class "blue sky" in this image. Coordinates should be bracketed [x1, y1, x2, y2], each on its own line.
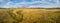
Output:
[0, 0, 60, 8]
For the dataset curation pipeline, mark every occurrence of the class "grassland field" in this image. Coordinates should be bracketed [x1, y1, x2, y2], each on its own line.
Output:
[0, 8, 60, 23]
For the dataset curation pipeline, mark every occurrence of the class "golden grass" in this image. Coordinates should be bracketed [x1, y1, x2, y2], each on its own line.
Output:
[0, 8, 60, 23]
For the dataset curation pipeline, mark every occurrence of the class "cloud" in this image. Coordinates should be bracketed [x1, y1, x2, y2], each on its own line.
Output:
[3, 2, 14, 8]
[0, 0, 9, 2]
[0, 0, 4, 2]
[1, 0, 60, 8]
[2, 1, 48, 8]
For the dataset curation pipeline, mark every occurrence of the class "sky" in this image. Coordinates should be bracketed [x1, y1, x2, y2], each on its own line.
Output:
[0, 0, 60, 8]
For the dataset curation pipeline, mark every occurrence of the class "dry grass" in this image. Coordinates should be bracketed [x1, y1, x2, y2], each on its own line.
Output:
[0, 8, 60, 23]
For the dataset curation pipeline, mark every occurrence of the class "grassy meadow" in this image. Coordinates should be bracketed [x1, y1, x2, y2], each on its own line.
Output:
[0, 8, 60, 23]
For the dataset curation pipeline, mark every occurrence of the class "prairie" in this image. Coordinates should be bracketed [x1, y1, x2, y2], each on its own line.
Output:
[0, 8, 60, 23]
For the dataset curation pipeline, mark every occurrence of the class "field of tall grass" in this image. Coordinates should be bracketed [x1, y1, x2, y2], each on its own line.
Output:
[0, 8, 60, 23]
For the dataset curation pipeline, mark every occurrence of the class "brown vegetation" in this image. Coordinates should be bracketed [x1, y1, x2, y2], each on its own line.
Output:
[0, 8, 60, 23]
